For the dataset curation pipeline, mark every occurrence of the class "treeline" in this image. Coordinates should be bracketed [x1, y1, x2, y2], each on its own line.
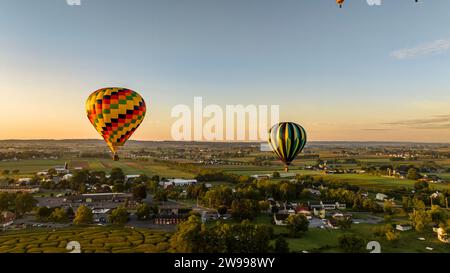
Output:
[0, 192, 37, 217]
[170, 215, 276, 253]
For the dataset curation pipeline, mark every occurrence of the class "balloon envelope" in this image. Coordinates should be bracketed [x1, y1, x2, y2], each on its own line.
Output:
[268, 122, 307, 171]
[86, 87, 146, 160]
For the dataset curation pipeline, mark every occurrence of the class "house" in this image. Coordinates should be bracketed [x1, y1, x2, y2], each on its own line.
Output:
[296, 207, 312, 220]
[396, 224, 413, 232]
[37, 171, 48, 176]
[62, 174, 73, 181]
[201, 211, 219, 222]
[17, 178, 33, 185]
[376, 193, 388, 201]
[0, 187, 40, 194]
[306, 188, 321, 196]
[322, 202, 337, 210]
[92, 208, 111, 223]
[435, 227, 449, 244]
[250, 174, 272, 180]
[336, 202, 347, 210]
[159, 179, 197, 189]
[66, 193, 132, 203]
[313, 208, 326, 219]
[273, 213, 289, 226]
[154, 215, 186, 225]
[54, 163, 70, 175]
[125, 175, 141, 183]
[0, 211, 15, 228]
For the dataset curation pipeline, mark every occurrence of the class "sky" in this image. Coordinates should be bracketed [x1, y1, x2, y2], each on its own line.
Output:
[1, 0, 450, 142]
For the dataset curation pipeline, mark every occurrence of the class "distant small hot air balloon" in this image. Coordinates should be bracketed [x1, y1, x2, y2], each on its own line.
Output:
[268, 122, 307, 172]
[337, 0, 345, 8]
[86, 87, 147, 161]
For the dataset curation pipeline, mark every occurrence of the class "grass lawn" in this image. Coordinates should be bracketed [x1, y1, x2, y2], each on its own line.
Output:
[253, 214, 449, 253]
[322, 173, 449, 191]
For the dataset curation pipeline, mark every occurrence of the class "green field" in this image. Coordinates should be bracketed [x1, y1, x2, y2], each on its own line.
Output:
[0, 159, 194, 178]
[0, 227, 172, 253]
[252, 215, 449, 253]
[323, 174, 449, 191]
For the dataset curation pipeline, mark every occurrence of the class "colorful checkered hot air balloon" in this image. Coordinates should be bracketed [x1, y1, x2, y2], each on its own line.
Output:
[86, 87, 146, 161]
[268, 122, 307, 172]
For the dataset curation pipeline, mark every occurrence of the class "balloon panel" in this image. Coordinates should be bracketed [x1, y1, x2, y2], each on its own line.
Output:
[268, 122, 307, 166]
[86, 87, 146, 153]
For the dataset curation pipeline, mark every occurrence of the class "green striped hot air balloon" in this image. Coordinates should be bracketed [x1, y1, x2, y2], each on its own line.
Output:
[268, 122, 307, 172]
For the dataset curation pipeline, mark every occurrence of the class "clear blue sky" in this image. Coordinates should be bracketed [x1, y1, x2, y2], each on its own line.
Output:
[1, 0, 450, 142]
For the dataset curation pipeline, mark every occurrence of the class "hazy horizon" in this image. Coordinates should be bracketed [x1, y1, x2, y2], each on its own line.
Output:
[1, 0, 450, 142]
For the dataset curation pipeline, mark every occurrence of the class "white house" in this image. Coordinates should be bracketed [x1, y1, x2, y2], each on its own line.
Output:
[376, 193, 388, 201]
[396, 224, 412, 232]
[160, 179, 197, 188]
[62, 174, 73, 181]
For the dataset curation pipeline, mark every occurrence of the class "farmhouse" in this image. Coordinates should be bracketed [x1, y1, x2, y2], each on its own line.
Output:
[160, 179, 197, 188]
[273, 213, 289, 226]
[250, 174, 271, 180]
[54, 163, 70, 175]
[396, 224, 413, 232]
[66, 193, 132, 203]
[0, 187, 40, 194]
[92, 208, 111, 223]
[0, 211, 15, 228]
[376, 193, 388, 201]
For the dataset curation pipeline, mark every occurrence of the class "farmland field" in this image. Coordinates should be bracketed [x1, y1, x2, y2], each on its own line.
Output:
[0, 159, 194, 178]
[323, 174, 449, 191]
[0, 227, 172, 253]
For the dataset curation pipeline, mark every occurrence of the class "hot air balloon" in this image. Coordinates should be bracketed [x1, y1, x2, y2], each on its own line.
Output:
[268, 122, 307, 172]
[86, 87, 146, 161]
[337, 0, 344, 8]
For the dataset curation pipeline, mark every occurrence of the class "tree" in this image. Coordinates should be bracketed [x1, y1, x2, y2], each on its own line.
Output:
[47, 168, 57, 176]
[132, 185, 147, 200]
[258, 200, 270, 212]
[73, 205, 93, 225]
[0, 193, 13, 211]
[49, 208, 68, 223]
[338, 234, 365, 253]
[231, 199, 259, 221]
[2, 170, 10, 175]
[14, 193, 37, 217]
[429, 205, 448, 225]
[12, 170, 19, 174]
[274, 236, 290, 253]
[407, 168, 420, 180]
[218, 205, 228, 215]
[385, 229, 400, 243]
[66, 207, 75, 219]
[109, 206, 129, 224]
[286, 214, 309, 237]
[336, 217, 353, 230]
[169, 215, 203, 253]
[153, 189, 168, 202]
[112, 182, 125, 193]
[36, 206, 52, 221]
[409, 209, 432, 232]
[414, 181, 429, 191]
[110, 168, 125, 183]
[136, 203, 151, 220]
[272, 172, 280, 179]
[383, 200, 395, 215]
